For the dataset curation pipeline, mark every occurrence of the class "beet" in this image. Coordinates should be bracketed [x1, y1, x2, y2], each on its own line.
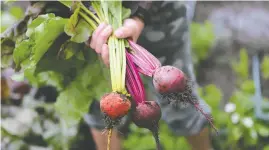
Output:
[153, 66, 187, 94]
[100, 92, 131, 128]
[132, 101, 162, 150]
[153, 66, 218, 133]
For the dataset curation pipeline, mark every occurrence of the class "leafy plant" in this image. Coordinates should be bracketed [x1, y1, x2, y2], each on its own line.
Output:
[190, 21, 215, 64]
[199, 48, 269, 150]
[261, 55, 269, 79]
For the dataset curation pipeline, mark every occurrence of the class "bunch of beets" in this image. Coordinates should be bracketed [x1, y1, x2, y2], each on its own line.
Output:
[100, 40, 218, 150]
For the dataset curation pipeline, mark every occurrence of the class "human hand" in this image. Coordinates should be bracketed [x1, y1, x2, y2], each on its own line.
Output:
[86, 17, 145, 67]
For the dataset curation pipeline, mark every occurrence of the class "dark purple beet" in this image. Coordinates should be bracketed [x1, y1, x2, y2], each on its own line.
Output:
[153, 66, 187, 94]
[132, 101, 161, 128]
[132, 101, 162, 150]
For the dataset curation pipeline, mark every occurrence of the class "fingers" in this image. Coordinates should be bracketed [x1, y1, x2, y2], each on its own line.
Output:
[95, 25, 113, 53]
[114, 26, 133, 39]
[87, 22, 112, 67]
[90, 23, 108, 52]
[101, 44, 109, 67]
[114, 19, 134, 39]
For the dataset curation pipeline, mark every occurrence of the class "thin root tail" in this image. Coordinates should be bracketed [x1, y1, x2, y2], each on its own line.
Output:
[107, 128, 112, 150]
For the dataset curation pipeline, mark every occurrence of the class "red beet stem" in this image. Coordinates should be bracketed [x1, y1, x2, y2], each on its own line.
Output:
[188, 99, 218, 134]
[128, 40, 161, 77]
[151, 125, 162, 150]
[126, 52, 146, 104]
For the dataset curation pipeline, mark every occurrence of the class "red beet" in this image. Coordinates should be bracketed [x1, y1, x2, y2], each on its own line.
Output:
[132, 101, 162, 150]
[153, 66, 187, 94]
[132, 101, 161, 128]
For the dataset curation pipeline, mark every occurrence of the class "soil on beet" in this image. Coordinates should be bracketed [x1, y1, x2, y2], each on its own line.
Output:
[100, 92, 131, 128]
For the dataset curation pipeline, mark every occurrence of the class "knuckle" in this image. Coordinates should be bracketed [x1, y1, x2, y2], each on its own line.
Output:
[100, 31, 109, 39]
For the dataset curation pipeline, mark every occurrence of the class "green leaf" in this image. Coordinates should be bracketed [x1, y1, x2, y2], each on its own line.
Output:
[54, 56, 110, 127]
[25, 13, 68, 65]
[64, 3, 93, 43]
[240, 80, 255, 94]
[107, 1, 121, 22]
[13, 39, 34, 69]
[26, 13, 55, 37]
[64, 9, 93, 43]
[75, 51, 85, 61]
[257, 124, 269, 137]
[70, 19, 93, 43]
[199, 84, 223, 109]
[1, 38, 15, 68]
[122, 7, 131, 20]
[190, 21, 214, 63]
[64, 6, 80, 37]
[9, 6, 24, 19]
[231, 126, 242, 141]
[230, 91, 254, 114]
[231, 48, 249, 80]
[58, 41, 84, 60]
[261, 55, 269, 79]
[264, 145, 269, 150]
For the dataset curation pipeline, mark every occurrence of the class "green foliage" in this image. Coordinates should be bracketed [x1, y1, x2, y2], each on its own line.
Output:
[190, 23, 268, 149]
[197, 48, 268, 150]
[190, 21, 215, 64]
[264, 145, 269, 150]
[55, 59, 110, 127]
[8, 10, 110, 127]
[1, 96, 79, 150]
[1, 4, 25, 68]
[1, 5, 23, 32]
[123, 122, 191, 150]
[64, 5, 93, 43]
[231, 48, 249, 81]
[9, 6, 24, 19]
[261, 55, 269, 79]
[2, 2, 269, 150]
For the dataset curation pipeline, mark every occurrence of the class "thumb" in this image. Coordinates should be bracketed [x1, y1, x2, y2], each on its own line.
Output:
[114, 18, 139, 41]
[114, 26, 133, 39]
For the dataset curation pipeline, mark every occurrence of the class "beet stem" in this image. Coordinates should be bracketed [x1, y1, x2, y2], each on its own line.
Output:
[189, 100, 219, 134]
[150, 125, 162, 150]
[128, 40, 161, 77]
[126, 52, 146, 104]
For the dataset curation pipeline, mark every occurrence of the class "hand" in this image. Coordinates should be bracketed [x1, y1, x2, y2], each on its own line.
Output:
[86, 17, 145, 67]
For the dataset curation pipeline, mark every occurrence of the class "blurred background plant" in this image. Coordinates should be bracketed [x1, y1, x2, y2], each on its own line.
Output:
[1, 1, 269, 150]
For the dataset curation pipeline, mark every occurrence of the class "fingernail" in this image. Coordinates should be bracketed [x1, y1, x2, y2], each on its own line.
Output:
[115, 30, 123, 37]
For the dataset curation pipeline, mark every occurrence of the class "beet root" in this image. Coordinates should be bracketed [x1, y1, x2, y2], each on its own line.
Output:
[132, 101, 161, 128]
[152, 65, 193, 107]
[100, 92, 131, 128]
[152, 66, 218, 133]
[132, 101, 162, 150]
[153, 66, 187, 94]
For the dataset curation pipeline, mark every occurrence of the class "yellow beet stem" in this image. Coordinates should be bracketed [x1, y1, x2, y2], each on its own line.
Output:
[108, 38, 116, 91]
[122, 40, 126, 91]
[107, 128, 112, 150]
[78, 1, 128, 93]
[115, 37, 121, 91]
